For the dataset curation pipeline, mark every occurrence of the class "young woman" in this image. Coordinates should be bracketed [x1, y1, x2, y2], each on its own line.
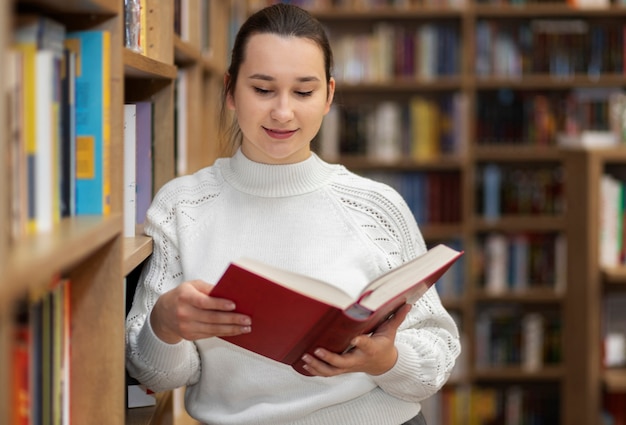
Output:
[125, 4, 460, 425]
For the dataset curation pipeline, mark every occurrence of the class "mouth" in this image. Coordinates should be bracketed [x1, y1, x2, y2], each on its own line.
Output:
[263, 127, 298, 140]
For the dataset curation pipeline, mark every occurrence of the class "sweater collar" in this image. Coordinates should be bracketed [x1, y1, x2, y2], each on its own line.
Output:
[220, 148, 338, 197]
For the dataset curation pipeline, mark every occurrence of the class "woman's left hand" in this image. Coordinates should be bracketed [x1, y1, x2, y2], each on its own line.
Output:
[300, 303, 412, 377]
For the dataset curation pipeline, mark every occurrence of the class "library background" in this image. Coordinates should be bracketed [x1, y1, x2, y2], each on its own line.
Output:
[1, 0, 625, 424]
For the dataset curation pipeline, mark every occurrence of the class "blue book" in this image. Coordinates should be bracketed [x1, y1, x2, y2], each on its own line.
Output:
[483, 164, 502, 221]
[65, 30, 111, 215]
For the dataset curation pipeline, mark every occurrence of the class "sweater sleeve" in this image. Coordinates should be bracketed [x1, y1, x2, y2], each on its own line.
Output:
[357, 180, 461, 402]
[372, 288, 461, 402]
[125, 182, 202, 392]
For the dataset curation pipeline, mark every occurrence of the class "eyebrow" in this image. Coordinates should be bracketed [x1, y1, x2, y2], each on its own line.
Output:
[248, 73, 321, 83]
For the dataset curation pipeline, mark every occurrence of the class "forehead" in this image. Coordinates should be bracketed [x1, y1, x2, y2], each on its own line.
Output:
[241, 33, 326, 78]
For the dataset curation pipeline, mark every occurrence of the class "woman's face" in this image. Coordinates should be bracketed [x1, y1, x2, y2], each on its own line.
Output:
[226, 33, 335, 164]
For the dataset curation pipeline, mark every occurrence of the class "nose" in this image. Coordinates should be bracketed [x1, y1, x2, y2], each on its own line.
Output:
[270, 93, 294, 123]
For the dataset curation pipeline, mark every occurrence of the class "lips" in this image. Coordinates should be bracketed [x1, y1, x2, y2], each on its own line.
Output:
[264, 127, 297, 139]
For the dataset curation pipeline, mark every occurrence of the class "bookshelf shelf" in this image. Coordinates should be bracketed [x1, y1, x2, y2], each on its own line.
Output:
[311, 8, 465, 20]
[474, 216, 566, 232]
[20, 0, 118, 13]
[421, 223, 465, 241]
[0, 216, 122, 305]
[473, 3, 626, 17]
[474, 74, 626, 89]
[473, 145, 563, 161]
[338, 155, 466, 171]
[602, 267, 626, 284]
[337, 78, 463, 92]
[473, 365, 565, 381]
[474, 288, 564, 304]
[604, 368, 626, 391]
[124, 48, 177, 79]
[174, 36, 203, 66]
[123, 235, 153, 276]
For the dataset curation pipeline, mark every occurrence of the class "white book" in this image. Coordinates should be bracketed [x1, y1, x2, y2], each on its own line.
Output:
[521, 312, 544, 371]
[124, 104, 137, 237]
[484, 233, 508, 294]
[35, 50, 56, 233]
[176, 69, 188, 175]
[599, 174, 621, 267]
[369, 101, 402, 162]
[557, 130, 618, 149]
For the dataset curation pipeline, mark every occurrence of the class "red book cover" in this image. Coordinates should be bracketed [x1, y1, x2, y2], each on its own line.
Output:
[211, 244, 463, 375]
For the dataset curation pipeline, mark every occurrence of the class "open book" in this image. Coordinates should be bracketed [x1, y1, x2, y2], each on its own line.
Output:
[210, 243, 463, 375]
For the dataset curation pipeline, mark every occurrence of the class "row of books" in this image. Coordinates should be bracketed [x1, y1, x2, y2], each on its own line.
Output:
[328, 22, 460, 83]
[318, 93, 468, 162]
[477, 88, 626, 148]
[361, 171, 462, 225]
[475, 308, 562, 369]
[475, 20, 625, 77]
[11, 277, 71, 425]
[421, 384, 560, 425]
[9, 16, 111, 239]
[476, 163, 565, 218]
[477, 232, 567, 294]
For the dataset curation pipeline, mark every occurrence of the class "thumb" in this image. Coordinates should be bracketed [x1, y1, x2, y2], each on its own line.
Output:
[375, 303, 411, 335]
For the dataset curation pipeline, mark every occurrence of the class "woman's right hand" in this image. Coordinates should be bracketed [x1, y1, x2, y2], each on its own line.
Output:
[149, 280, 252, 344]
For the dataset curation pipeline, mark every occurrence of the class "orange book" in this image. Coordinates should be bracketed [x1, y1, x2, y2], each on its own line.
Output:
[11, 325, 30, 425]
[211, 244, 463, 375]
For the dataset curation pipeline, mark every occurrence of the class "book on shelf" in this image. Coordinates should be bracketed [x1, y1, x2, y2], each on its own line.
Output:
[210, 243, 463, 376]
[65, 30, 111, 216]
[123, 104, 137, 237]
[175, 69, 188, 175]
[14, 15, 66, 233]
[60, 46, 77, 218]
[133, 101, 153, 227]
[6, 49, 28, 241]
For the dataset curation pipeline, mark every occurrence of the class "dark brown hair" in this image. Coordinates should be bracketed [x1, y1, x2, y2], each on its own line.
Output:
[218, 3, 334, 153]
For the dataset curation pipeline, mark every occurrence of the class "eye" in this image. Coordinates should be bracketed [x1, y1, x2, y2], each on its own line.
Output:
[254, 87, 272, 95]
[295, 90, 313, 97]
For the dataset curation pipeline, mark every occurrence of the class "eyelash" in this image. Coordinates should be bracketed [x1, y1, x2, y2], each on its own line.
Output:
[253, 87, 313, 97]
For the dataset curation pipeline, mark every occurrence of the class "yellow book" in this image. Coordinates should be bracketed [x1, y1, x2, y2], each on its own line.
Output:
[14, 16, 66, 234]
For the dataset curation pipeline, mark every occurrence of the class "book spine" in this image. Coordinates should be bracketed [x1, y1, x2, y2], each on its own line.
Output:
[69, 30, 111, 215]
[123, 104, 137, 237]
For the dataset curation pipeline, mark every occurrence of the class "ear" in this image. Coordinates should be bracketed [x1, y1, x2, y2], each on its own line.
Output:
[224, 73, 236, 111]
[323, 77, 336, 115]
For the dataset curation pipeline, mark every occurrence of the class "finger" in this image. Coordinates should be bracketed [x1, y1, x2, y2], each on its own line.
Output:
[194, 309, 251, 328]
[301, 352, 344, 377]
[185, 281, 237, 311]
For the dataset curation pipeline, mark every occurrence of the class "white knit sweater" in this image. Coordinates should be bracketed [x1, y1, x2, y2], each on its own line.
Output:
[125, 149, 461, 425]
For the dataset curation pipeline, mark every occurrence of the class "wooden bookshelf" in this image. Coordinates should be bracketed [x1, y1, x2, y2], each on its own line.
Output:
[564, 147, 626, 425]
[2, 0, 624, 424]
[0, 1, 230, 424]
